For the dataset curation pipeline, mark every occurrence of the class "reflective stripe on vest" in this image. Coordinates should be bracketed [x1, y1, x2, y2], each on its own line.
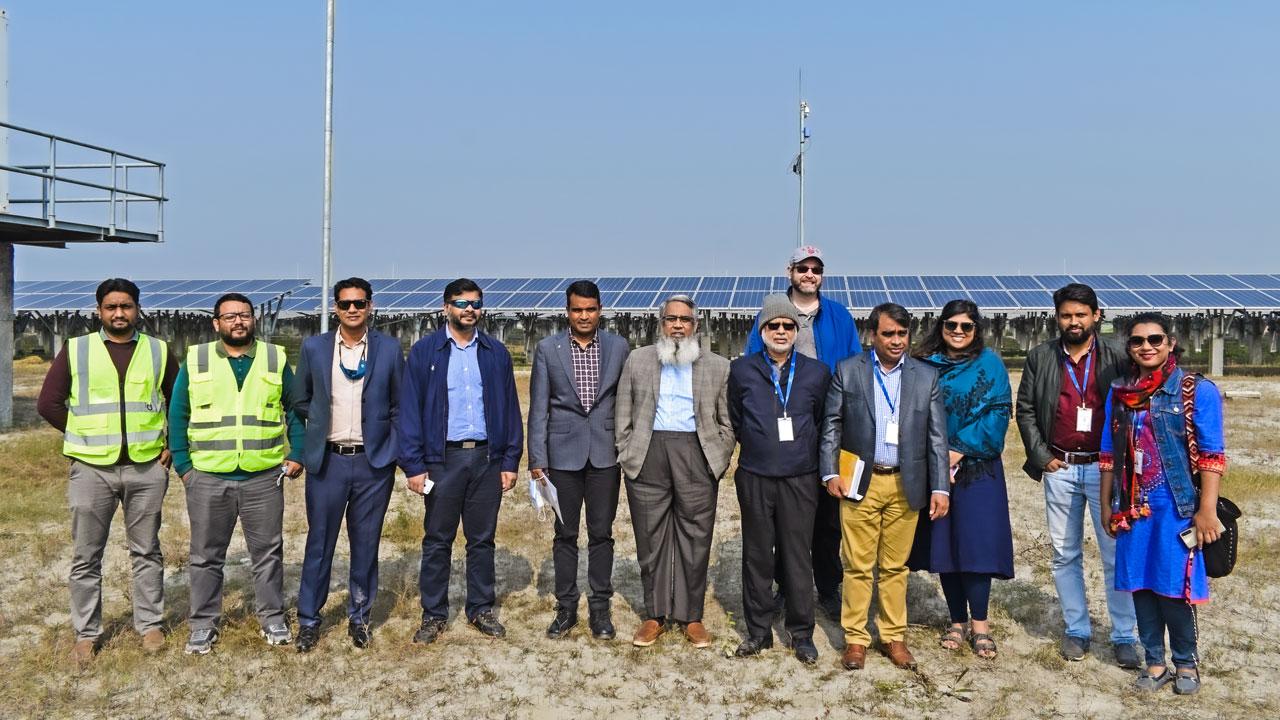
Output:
[185, 340, 287, 473]
[63, 332, 168, 464]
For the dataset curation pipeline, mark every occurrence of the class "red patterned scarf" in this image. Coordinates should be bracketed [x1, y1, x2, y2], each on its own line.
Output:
[1113, 354, 1176, 410]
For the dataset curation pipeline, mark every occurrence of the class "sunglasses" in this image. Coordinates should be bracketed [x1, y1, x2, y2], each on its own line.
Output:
[448, 299, 484, 310]
[943, 320, 975, 333]
[1127, 333, 1167, 349]
[764, 321, 797, 331]
[793, 264, 824, 275]
[336, 299, 369, 311]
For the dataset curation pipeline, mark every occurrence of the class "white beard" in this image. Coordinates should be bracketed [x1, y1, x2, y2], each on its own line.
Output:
[764, 339, 794, 355]
[656, 334, 702, 367]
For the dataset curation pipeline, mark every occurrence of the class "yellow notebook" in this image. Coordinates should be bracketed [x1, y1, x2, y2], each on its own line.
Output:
[838, 450, 867, 500]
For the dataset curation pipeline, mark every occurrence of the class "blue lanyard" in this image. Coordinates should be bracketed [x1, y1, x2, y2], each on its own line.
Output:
[766, 351, 796, 417]
[873, 360, 898, 417]
[1063, 342, 1093, 404]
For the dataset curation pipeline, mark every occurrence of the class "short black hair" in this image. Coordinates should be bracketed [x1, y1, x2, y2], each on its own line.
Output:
[443, 277, 483, 303]
[334, 277, 373, 303]
[96, 278, 140, 306]
[213, 292, 253, 317]
[1053, 283, 1099, 313]
[1123, 311, 1184, 360]
[914, 299, 985, 359]
[565, 280, 601, 306]
[868, 302, 911, 332]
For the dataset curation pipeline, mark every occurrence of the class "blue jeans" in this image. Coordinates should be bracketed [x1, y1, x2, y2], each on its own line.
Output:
[1042, 462, 1137, 644]
[1132, 590, 1199, 668]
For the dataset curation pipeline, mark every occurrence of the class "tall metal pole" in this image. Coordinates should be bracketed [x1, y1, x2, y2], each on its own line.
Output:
[320, 0, 335, 331]
[796, 71, 810, 249]
[0, 10, 13, 428]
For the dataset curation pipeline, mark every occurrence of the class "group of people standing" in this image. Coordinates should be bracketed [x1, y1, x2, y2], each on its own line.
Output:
[38, 249, 1226, 695]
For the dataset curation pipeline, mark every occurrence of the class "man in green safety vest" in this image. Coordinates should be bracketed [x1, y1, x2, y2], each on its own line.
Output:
[168, 292, 305, 655]
[37, 278, 179, 666]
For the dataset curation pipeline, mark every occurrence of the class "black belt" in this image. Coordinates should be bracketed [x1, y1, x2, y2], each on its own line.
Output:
[1051, 447, 1099, 465]
[328, 443, 364, 455]
[872, 464, 900, 475]
[445, 439, 488, 449]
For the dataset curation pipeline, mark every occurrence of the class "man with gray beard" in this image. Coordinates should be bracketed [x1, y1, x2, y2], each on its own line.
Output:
[616, 295, 735, 649]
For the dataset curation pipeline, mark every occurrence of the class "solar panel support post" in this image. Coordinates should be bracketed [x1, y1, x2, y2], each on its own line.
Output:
[1210, 312, 1225, 376]
[0, 241, 12, 427]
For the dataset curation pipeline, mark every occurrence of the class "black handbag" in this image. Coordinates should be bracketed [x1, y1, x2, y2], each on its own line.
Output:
[1181, 374, 1240, 578]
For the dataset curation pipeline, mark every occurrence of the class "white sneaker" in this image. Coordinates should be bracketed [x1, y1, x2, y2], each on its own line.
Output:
[185, 627, 219, 655]
[261, 622, 292, 646]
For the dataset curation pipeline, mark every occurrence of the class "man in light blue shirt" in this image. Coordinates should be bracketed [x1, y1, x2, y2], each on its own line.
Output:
[446, 332, 486, 441]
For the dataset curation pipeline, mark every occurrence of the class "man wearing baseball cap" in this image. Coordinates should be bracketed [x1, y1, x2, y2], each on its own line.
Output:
[746, 245, 861, 620]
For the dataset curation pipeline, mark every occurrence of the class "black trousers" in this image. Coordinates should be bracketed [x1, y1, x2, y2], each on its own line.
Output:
[549, 463, 622, 613]
[737, 467, 818, 641]
[419, 446, 501, 621]
[775, 484, 842, 598]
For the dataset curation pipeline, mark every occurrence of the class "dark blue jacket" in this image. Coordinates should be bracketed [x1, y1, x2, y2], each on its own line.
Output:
[728, 351, 831, 477]
[398, 327, 523, 476]
[745, 291, 861, 372]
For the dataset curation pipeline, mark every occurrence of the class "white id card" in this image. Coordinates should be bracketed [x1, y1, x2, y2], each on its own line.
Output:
[885, 421, 900, 446]
[1076, 406, 1093, 432]
[777, 417, 794, 442]
[1133, 450, 1144, 474]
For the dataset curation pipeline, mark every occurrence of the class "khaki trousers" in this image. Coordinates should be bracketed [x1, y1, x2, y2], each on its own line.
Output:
[839, 471, 919, 645]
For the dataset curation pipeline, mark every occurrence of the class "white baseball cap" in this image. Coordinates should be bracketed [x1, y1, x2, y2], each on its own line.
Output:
[789, 245, 824, 266]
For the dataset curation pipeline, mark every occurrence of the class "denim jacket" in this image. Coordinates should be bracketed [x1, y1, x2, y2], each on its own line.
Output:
[1100, 366, 1227, 519]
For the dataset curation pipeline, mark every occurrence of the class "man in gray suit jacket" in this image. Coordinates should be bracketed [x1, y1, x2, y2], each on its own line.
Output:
[292, 278, 404, 652]
[528, 281, 630, 641]
[616, 294, 735, 649]
[820, 302, 949, 672]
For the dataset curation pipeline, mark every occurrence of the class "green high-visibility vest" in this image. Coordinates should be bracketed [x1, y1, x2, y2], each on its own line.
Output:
[63, 332, 168, 465]
[186, 340, 287, 473]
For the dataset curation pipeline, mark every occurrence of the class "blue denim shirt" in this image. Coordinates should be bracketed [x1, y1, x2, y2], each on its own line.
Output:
[446, 330, 486, 441]
[1102, 367, 1226, 518]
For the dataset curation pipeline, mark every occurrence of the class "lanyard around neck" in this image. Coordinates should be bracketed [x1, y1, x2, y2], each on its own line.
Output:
[765, 351, 796, 417]
[873, 360, 898, 417]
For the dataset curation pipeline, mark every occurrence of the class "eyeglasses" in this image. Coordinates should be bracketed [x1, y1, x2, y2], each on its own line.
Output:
[448, 299, 483, 310]
[1127, 333, 1167, 349]
[336, 299, 369, 311]
[662, 315, 695, 325]
[943, 320, 975, 333]
[217, 311, 253, 322]
[793, 264, 824, 275]
[764, 321, 797, 331]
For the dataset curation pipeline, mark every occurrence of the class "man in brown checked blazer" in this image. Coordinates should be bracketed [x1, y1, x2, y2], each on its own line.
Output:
[616, 294, 735, 649]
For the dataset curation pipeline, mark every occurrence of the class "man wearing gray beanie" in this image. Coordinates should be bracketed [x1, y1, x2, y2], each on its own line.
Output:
[727, 294, 832, 663]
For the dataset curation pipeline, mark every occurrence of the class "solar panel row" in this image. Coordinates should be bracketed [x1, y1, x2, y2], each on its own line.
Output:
[13, 279, 310, 312]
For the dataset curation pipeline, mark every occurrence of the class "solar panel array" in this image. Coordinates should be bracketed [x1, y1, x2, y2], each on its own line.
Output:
[13, 279, 310, 312]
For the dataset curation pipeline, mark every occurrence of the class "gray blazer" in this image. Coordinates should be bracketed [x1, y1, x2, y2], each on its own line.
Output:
[615, 344, 735, 481]
[526, 330, 630, 472]
[818, 353, 949, 511]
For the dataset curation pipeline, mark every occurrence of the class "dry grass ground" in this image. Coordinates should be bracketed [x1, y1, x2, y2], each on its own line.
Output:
[0, 359, 1276, 719]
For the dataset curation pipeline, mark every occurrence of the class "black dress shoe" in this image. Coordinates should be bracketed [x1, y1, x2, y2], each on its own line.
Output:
[546, 609, 578, 639]
[589, 610, 616, 640]
[348, 622, 372, 649]
[734, 636, 774, 657]
[792, 637, 819, 664]
[412, 617, 447, 645]
[295, 625, 320, 653]
[469, 610, 506, 638]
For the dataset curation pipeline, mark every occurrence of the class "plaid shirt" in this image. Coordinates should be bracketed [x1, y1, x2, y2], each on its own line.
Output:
[570, 334, 601, 412]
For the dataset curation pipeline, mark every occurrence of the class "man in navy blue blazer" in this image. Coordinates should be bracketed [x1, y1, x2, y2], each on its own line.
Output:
[292, 277, 405, 652]
[399, 278, 523, 643]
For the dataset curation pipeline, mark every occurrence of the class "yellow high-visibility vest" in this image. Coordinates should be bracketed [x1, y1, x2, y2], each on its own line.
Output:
[186, 340, 287, 473]
[63, 332, 167, 465]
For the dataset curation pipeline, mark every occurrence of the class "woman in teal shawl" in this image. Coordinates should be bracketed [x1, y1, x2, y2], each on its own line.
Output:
[908, 299, 1014, 660]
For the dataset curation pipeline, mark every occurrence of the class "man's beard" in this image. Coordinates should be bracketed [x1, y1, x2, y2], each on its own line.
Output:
[656, 334, 701, 366]
[220, 329, 255, 347]
[765, 339, 793, 355]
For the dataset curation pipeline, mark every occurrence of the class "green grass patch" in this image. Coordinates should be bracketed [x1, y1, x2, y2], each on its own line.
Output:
[0, 430, 69, 527]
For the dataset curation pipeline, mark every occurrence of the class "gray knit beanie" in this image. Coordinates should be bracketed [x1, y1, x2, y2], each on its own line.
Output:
[760, 294, 801, 328]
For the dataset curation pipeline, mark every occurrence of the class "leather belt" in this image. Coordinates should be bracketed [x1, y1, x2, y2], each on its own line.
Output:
[1051, 447, 1099, 465]
[872, 464, 900, 475]
[446, 440, 488, 449]
[328, 443, 364, 456]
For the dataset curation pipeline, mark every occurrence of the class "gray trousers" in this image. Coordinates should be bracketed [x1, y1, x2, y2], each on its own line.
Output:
[185, 468, 285, 630]
[68, 459, 168, 640]
[626, 431, 718, 623]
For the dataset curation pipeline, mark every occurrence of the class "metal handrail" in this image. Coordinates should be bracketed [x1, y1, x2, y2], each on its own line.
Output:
[0, 120, 164, 165]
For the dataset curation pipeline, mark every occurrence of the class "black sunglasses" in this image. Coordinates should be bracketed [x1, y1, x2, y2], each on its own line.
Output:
[764, 321, 797, 331]
[1127, 333, 1167, 349]
[336, 299, 369, 311]
[793, 264, 824, 275]
[448, 299, 484, 310]
[943, 320, 975, 333]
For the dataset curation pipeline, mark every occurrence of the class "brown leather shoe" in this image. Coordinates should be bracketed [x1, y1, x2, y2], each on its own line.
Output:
[141, 629, 165, 653]
[841, 643, 867, 670]
[70, 639, 95, 667]
[684, 621, 712, 648]
[881, 640, 917, 670]
[632, 619, 665, 647]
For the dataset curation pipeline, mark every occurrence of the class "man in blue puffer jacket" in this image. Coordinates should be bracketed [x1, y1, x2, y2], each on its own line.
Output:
[745, 245, 861, 618]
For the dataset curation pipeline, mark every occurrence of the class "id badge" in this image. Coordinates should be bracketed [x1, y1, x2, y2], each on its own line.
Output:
[1133, 450, 1144, 475]
[1076, 406, 1093, 432]
[777, 417, 795, 442]
[885, 421, 900, 446]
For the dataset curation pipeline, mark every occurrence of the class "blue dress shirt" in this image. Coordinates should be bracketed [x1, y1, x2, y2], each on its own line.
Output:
[872, 353, 904, 466]
[446, 330, 487, 441]
[653, 362, 696, 432]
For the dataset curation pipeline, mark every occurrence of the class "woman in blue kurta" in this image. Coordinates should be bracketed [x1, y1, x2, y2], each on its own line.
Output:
[1100, 312, 1226, 696]
[908, 299, 1013, 659]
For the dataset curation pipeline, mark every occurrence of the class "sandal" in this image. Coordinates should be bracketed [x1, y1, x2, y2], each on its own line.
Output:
[1135, 668, 1174, 691]
[969, 632, 997, 660]
[939, 625, 966, 652]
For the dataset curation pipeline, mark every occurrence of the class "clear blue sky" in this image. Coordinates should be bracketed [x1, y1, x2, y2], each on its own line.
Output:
[7, 1, 1279, 281]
